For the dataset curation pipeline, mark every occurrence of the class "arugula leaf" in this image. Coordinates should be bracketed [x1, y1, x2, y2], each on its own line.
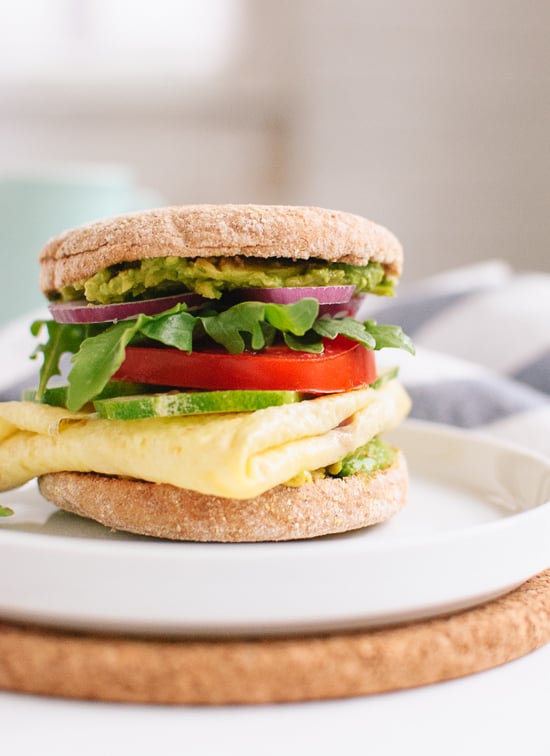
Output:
[264, 299, 318, 336]
[0, 505, 14, 517]
[283, 331, 324, 353]
[66, 319, 143, 411]
[199, 300, 321, 353]
[370, 366, 399, 389]
[201, 301, 267, 353]
[31, 320, 88, 400]
[139, 305, 196, 351]
[363, 320, 415, 354]
[313, 316, 376, 349]
[259, 320, 277, 348]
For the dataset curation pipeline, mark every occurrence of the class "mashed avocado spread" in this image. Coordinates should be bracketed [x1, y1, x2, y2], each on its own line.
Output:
[285, 437, 397, 486]
[58, 256, 395, 304]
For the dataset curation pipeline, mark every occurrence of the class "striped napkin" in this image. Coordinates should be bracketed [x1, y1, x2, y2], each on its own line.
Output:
[362, 260, 550, 459]
[1, 260, 549, 460]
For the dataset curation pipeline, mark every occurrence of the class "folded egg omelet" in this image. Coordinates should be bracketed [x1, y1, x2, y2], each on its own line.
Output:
[0, 381, 410, 500]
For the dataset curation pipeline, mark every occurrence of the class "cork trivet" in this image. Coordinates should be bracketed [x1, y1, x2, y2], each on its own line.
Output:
[1, 570, 549, 705]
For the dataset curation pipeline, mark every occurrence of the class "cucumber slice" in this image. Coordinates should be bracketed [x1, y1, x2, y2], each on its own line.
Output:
[93, 389, 301, 420]
[22, 381, 152, 408]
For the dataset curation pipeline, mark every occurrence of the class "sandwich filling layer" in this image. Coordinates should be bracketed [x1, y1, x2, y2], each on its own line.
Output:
[0, 380, 410, 500]
[56, 256, 395, 304]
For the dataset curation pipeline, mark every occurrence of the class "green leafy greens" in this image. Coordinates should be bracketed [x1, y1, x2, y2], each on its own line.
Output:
[30, 320, 87, 399]
[31, 299, 414, 411]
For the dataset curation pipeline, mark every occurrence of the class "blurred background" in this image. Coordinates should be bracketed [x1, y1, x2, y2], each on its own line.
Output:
[1, 0, 549, 320]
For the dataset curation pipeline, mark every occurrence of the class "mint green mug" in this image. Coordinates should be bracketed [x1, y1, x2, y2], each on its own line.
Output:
[0, 164, 161, 323]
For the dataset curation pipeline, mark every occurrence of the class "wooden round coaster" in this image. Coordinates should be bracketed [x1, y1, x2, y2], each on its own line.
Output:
[1, 569, 549, 705]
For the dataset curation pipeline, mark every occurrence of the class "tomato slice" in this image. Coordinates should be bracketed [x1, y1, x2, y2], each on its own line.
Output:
[113, 336, 376, 393]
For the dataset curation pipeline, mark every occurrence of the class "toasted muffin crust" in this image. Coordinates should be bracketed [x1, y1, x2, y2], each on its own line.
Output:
[38, 452, 408, 542]
[39, 204, 403, 295]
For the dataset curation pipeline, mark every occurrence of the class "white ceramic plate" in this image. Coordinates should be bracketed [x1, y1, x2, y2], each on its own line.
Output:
[1, 419, 549, 637]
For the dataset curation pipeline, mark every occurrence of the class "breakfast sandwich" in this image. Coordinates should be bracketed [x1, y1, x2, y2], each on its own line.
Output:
[0, 204, 413, 541]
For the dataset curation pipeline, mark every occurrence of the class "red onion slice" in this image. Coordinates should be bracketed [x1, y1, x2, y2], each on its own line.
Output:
[234, 285, 355, 305]
[318, 297, 363, 318]
[49, 292, 206, 324]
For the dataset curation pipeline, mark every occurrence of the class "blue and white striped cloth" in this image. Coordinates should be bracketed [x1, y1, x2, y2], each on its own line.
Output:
[1, 260, 549, 460]
[363, 260, 550, 459]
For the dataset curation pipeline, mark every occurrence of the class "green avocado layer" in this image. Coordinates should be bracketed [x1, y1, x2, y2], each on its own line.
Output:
[58, 256, 395, 304]
[326, 437, 397, 477]
[286, 437, 397, 485]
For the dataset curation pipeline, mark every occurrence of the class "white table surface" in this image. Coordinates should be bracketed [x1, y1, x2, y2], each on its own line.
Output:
[2, 641, 549, 756]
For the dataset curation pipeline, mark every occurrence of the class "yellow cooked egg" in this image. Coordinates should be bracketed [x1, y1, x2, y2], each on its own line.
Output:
[0, 382, 410, 500]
